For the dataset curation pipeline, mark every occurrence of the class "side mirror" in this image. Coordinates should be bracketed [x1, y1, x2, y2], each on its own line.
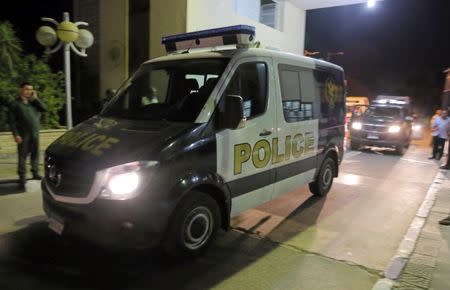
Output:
[218, 95, 246, 129]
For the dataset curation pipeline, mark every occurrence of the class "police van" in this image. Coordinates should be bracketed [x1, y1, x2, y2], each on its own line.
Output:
[42, 25, 346, 256]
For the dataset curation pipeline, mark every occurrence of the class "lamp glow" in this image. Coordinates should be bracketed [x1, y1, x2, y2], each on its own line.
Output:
[352, 122, 363, 130]
[368, 0, 376, 8]
[388, 125, 401, 133]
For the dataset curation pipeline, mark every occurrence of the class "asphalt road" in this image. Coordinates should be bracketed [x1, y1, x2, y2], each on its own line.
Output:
[0, 142, 441, 290]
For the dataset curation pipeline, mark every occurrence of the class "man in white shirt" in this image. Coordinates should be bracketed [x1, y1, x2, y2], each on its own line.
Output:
[440, 114, 450, 170]
[429, 109, 441, 159]
[432, 110, 449, 160]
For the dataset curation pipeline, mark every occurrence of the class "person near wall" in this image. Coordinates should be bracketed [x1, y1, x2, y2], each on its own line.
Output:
[439, 116, 450, 170]
[431, 110, 449, 161]
[429, 109, 442, 159]
[8, 82, 47, 191]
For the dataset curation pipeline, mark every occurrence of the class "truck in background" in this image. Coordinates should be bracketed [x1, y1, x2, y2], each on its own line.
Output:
[349, 95, 413, 155]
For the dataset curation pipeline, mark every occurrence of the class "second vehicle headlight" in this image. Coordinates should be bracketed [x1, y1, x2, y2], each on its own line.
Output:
[352, 122, 362, 130]
[388, 125, 401, 133]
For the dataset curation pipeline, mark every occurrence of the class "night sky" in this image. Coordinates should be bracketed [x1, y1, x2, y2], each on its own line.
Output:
[306, 0, 450, 114]
[0, 0, 73, 71]
[1, 0, 449, 116]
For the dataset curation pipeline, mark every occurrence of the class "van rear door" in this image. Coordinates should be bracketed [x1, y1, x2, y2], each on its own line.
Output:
[272, 64, 319, 197]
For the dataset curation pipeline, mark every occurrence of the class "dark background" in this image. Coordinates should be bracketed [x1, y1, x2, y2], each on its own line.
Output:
[0, 0, 73, 71]
[1, 0, 449, 119]
[306, 0, 450, 116]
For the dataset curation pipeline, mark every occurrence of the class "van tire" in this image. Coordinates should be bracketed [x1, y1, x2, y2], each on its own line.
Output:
[395, 144, 406, 155]
[163, 192, 221, 257]
[309, 156, 336, 197]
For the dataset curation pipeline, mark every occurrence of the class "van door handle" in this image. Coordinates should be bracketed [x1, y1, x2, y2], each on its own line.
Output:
[259, 130, 272, 136]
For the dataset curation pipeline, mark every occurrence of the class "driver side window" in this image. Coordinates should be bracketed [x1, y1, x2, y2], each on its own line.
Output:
[223, 62, 267, 119]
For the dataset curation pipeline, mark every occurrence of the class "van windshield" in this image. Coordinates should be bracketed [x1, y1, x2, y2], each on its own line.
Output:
[100, 58, 228, 122]
[364, 106, 401, 119]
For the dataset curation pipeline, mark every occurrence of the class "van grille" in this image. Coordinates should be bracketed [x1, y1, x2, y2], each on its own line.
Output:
[45, 154, 94, 198]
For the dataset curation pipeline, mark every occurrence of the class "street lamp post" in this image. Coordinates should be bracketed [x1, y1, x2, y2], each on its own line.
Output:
[36, 12, 94, 129]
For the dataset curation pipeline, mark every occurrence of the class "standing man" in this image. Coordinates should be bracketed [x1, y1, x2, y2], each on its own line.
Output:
[440, 117, 450, 170]
[429, 109, 441, 159]
[8, 82, 47, 191]
[439, 111, 450, 225]
[431, 110, 449, 161]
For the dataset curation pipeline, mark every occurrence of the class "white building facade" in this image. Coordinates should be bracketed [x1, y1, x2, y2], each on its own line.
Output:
[72, 0, 367, 121]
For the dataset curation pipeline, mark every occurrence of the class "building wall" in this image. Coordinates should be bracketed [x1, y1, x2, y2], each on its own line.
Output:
[73, 0, 101, 124]
[94, 0, 305, 120]
[99, 0, 128, 96]
[186, 0, 305, 55]
[150, 0, 187, 58]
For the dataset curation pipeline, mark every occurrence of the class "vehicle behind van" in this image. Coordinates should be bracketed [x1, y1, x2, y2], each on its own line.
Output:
[349, 95, 412, 154]
[345, 96, 369, 137]
[42, 25, 346, 256]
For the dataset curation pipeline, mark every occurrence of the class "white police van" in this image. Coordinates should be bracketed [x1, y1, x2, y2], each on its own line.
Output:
[42, 25, 346, 256]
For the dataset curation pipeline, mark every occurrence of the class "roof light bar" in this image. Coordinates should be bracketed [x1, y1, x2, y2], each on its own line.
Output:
[375, 96, 410, 105]
[161, 25, 256, 53]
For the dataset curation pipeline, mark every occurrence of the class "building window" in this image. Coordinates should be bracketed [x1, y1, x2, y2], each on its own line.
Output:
[234, 0, 282, 31]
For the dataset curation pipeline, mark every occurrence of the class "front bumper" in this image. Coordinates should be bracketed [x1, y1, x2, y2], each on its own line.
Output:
[350, 131, 408, 148]
[42, 180, 170, 249]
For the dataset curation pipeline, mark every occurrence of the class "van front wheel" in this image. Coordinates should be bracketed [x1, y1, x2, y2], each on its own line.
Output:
[163, 192, 221, 257]
[309, 157, 336, 197]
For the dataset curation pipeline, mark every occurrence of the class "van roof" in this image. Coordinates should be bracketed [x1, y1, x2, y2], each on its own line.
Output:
[144, 48, 343, 72]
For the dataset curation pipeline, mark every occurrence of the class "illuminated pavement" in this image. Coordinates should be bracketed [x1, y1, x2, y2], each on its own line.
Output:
[0, 141, 447, 290]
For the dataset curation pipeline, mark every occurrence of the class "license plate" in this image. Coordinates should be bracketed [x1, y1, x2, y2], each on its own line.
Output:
[48, 217, 64, 235]
[367, 133, 379, 139]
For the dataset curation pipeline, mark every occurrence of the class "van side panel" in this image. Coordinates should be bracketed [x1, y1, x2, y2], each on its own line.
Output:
[271, 61, 320, 196]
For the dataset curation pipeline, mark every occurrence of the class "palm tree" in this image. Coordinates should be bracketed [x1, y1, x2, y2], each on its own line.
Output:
[0, 21, 22, 74]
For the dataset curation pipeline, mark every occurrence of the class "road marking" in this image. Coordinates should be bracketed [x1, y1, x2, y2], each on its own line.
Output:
[400, 158, 435, 165]
[344, 151, 362, 159]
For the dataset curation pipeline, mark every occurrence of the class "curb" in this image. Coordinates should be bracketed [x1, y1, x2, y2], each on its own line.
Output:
[371, 170, 446, 290]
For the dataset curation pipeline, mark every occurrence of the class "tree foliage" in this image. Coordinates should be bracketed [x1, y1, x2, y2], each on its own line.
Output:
[0, 21, 64, 131]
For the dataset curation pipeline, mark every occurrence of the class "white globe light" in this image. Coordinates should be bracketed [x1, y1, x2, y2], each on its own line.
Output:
[36, 26, 57, 47]
[57, 21, 79, 43]
[74, 29, 94, 49]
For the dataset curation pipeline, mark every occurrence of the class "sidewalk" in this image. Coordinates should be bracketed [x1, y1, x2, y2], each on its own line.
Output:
[391, 170, 450, 290]
[0, 180, 44, 235]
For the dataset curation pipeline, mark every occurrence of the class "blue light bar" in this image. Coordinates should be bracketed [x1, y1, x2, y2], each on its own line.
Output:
[162, 25, 256, 53]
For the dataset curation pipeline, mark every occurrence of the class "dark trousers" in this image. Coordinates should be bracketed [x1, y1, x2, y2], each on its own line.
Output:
[446, 140, 450, 167]
[17, 134, 39, 183]
[431, 135, 440, 158]
[435, 137, 446, 160]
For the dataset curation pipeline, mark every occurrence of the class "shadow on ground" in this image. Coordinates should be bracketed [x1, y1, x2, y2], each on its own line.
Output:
[0, 191, 348, 290]
[0, 180, 24, 196]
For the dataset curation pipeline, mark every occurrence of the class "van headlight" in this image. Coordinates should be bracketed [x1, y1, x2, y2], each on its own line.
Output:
[352, 122, 362, 130]
[388, 125, 401, 133]
[96, 161, 158, 200]
[413, 124, 422, 131]
[108, 172, 140, 196]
